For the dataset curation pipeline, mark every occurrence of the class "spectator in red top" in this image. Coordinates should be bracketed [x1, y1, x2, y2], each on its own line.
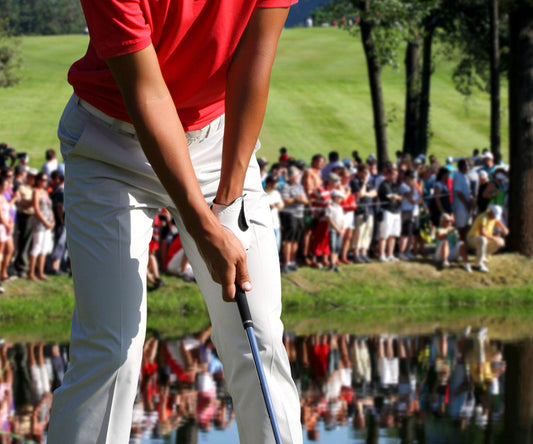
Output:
[310, 172, 340, 268]
[339, 168, 356, 264]
[47, 1, 303, 443]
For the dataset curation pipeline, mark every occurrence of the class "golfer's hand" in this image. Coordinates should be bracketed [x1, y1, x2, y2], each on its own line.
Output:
[196, 225, 251, 302]
[210, 196, 253, 301]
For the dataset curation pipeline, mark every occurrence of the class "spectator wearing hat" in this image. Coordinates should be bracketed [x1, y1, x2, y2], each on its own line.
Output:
[377, 164, 402, 262]
[327, 189, 345, 272]
[452, 159, 473, 241]
[280, 166, 308, 273]
[467, 205, 509, 273]
[480, 152, 496, 178]
[445, 156, 456, 175]
[14, 168, 37, 277]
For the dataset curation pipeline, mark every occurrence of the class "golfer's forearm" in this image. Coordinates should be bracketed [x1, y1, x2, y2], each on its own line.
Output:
[133, 101, 218, 237]
[216, 7, 289, 205]
[106, 46, 216, 237]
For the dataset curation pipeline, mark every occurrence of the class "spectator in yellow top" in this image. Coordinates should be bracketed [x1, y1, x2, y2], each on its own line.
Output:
[467, 205, 509, 273]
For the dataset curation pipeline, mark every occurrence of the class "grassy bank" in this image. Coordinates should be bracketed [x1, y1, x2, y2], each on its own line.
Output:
[0, 28, 508, 167]
[1, 254, 531, 342]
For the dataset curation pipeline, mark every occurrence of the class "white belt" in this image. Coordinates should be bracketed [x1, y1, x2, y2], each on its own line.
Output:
[77, 96, 224, 146]
[78, 97, 137, 136]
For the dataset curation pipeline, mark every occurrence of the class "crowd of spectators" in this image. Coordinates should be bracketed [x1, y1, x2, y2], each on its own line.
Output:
[0, 325, 509, 442]
[0, 143, 66, 294]
[0, 141, 511, 293]
[261, 146, 510, 275]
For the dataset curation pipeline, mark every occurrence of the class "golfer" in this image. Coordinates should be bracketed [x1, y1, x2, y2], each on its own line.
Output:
[47, 1, 303, 443]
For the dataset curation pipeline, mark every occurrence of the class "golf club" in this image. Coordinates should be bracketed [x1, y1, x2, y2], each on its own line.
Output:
[235, 284, 283, 444]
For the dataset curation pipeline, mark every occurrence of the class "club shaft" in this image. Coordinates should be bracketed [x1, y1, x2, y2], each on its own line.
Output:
[235, 285, 282, 444]
[244, 326, 282, 444]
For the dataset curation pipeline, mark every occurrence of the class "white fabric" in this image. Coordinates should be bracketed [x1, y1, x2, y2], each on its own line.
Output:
[343, 210, 355, 229]
[378, 210, 401, 239]
[166, 247, 195, 279]
[30, 228, 53, 257]
[326, 203, 344, 230]
[353, 214, 374, 251]
[47, 94, 302, 444]
[265, 189, 283, 230]
[434, 242, 462, 262]
[452, 171, 471, 212]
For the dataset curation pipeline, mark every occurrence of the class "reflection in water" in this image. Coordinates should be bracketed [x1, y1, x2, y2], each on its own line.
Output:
[0, 327, 531, 443]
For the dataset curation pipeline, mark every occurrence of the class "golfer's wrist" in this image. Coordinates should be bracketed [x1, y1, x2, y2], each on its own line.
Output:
[215, 187, 243, 206]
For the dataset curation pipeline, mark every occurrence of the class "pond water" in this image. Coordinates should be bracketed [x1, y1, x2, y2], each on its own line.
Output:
[1, 325, 531, 443]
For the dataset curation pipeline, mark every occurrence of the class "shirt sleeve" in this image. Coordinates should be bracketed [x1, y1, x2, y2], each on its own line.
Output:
[81, 0, 152, 59]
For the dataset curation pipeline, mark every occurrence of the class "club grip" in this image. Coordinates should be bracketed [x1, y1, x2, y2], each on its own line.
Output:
[235, 284, 253, 329]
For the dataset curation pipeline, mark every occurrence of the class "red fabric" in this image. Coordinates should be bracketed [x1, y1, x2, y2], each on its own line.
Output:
[71, 0, 296, 131]
[311, 220, 330, 256]
[309, 344, 329, 380]
[446, 176, 454, 204]
[340, 193, 356, 213]
[163, 343, 186, 381]
[142, 362, 158, 377]
[148, 214, 161, 252]
[164, 234, 182, 269]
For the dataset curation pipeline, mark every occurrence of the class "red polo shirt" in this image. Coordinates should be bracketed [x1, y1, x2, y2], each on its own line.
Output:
[70, 0, 295, 131]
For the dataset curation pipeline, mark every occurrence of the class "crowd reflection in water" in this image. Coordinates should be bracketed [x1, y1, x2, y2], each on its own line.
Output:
[0, 326, 511, 443]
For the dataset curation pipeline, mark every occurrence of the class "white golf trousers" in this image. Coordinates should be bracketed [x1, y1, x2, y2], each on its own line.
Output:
[47, 95, 302, 444]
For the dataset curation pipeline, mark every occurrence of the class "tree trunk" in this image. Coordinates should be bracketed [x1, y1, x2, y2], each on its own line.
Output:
[417, 21, 436, 156]
[489, 0, 501, 163]
[508, 2, 533, 257]
[359, 0, 389, 167]
[403, 37, 421, 157]
[504, 338, 533, 442]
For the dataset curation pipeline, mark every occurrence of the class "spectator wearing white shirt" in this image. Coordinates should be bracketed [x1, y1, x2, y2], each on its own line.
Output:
[265, 175, 284, 253]
[452, 159, 473, 241]
[326, 190, 345, 272]
[41, 149, 58, 178]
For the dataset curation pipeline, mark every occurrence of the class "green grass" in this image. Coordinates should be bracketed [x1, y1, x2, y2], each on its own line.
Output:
[0, 28, 508, 167]
[1, 253, 531, 342]
[0, 29, 522, 342]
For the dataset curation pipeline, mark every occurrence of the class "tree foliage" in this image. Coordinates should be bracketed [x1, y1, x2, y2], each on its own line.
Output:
[0, 20, 23, 87]
[0, 0, 86, 35]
